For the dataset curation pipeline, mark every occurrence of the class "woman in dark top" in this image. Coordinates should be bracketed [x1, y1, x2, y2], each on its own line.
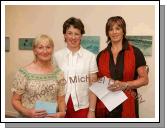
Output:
[96, 16, 149, 118]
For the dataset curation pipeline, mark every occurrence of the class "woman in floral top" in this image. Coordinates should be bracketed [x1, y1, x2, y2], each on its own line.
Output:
[11, 34, 66, 118]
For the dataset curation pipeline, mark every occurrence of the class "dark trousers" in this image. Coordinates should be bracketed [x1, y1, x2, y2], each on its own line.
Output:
[107, 104, 122, 118]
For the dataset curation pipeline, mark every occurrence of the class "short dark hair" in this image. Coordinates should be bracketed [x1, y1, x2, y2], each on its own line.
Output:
[106, 16, 126, 43]
[63, 17, 85, 34]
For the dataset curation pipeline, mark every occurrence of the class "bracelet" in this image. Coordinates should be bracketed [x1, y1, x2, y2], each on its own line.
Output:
[89, 108, 95, 112]
[124, 82, 128, 90]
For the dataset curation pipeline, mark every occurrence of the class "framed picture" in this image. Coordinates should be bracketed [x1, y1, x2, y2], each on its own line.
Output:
[19, 38, 34, 50]
[127, 36, 152, 56]
[81, 36, 100, 54]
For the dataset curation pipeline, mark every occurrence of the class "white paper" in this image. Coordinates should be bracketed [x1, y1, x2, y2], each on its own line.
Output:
[89, 77, 110, 99]
[89, 76, 128, 111]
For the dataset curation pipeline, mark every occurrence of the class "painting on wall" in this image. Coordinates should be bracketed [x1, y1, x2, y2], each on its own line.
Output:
[81, 36, 100, 54]
[126, 36, 152, 56]
[19, 38, 34, 50]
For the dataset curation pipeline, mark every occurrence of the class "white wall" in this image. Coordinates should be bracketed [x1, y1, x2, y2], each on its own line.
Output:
[5, 5, 155, 117]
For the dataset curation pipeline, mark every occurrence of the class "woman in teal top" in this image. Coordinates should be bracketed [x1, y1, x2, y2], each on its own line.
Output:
[11, 34, 66, 118]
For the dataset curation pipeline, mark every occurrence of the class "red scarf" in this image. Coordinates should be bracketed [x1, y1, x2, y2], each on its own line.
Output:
[96, 44, 136, 118]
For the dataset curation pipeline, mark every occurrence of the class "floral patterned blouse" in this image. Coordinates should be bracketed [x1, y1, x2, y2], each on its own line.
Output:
[11, 67, 65, 110]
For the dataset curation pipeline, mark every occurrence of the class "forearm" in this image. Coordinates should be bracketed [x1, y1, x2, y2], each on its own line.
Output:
[125, 66, 149, 90]
[56, 96, 66, 118]
[12, 99, 29, 116]
[58, 102, 66, 112]
[57, 96, 66, 112]
[88, 91, 97, 111]
[126, 76, 149, 90]
[88, 73, 97, 111]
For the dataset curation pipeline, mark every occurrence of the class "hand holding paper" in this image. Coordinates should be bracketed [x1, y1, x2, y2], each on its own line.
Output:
[108, 80, 128, 92]
[35, 100, 57, 114]
[89, 76, 128, 111]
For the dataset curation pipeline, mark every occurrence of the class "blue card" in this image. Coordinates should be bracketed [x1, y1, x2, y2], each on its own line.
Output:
[35, 100, 57, 114]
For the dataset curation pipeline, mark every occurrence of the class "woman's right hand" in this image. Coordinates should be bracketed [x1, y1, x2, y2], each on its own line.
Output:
[107, 80, 128, 92]
[24, 109, 47, 118]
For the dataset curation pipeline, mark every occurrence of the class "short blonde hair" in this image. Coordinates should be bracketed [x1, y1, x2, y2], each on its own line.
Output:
[32, 34, 54, 49]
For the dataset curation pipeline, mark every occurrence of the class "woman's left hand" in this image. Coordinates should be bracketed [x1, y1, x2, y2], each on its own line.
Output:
[45, 112, 66, 118]
[108, 80, 128, 92]
[87, 111, 95, 118]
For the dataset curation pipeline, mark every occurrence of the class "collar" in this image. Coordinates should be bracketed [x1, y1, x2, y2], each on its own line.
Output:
[65, 46, 83, 57]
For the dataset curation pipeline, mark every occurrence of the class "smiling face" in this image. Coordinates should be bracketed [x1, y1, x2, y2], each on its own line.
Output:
[108, 23, 124, 43]
[33, 35, 54, 62]
[105, 16, 126, 43]
[64, 25, 82, 51]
